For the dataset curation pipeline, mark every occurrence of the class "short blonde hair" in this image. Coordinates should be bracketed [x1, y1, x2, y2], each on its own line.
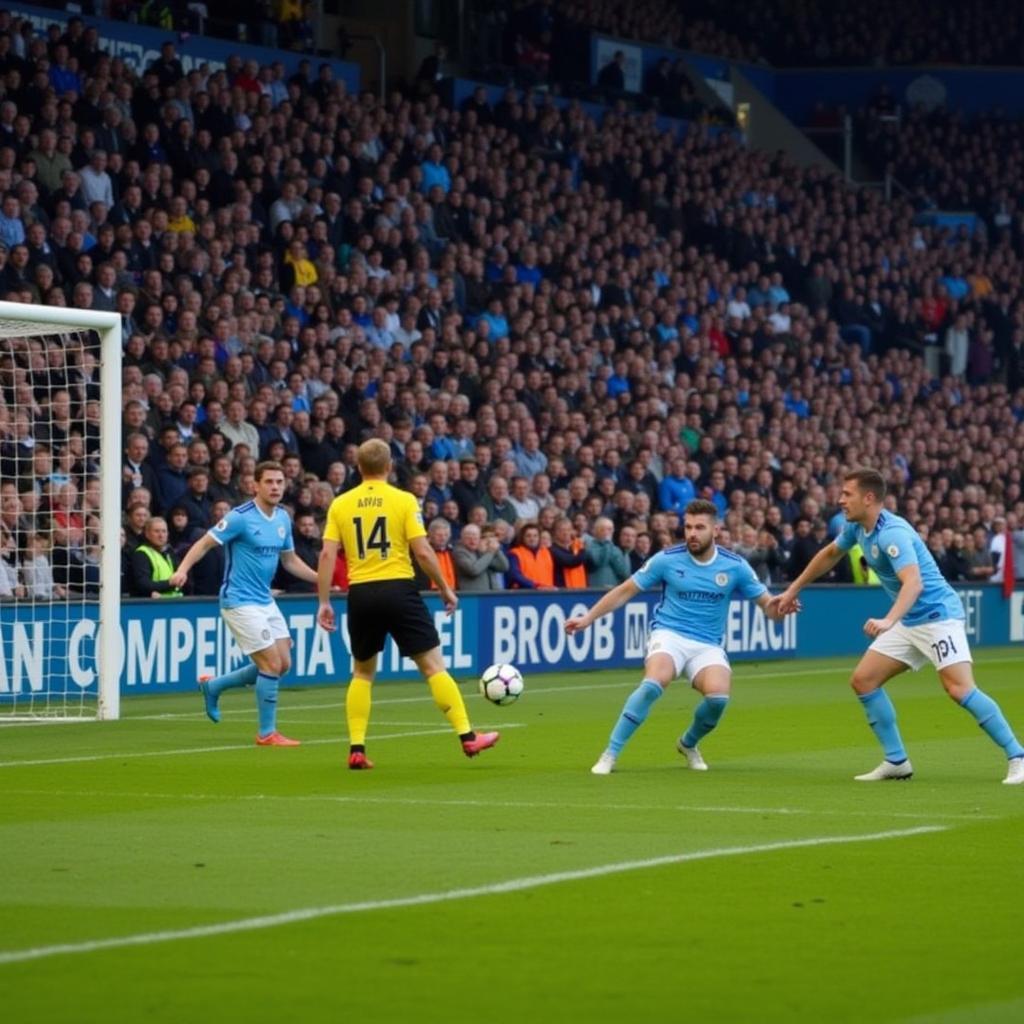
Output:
[357, 438, 392, 476]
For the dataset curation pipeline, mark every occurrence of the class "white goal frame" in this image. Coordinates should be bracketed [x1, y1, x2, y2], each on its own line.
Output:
[0, 300, 122, 720]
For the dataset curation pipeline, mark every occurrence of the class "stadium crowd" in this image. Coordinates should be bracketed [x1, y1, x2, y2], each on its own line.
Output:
[0, 8, 1019, 605]
[499, 0, 1024, 69]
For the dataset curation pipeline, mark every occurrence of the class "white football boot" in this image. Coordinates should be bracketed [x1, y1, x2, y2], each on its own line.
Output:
[854, 759, 913, 781]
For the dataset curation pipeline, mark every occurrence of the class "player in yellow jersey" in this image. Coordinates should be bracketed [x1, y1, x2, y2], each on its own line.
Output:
[316, 438, 499, 769]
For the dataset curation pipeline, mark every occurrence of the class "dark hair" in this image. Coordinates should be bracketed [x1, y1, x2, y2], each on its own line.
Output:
[685, 499, 719, 520]
[254, 460, 284, 481]
[844, 467, 887, 501]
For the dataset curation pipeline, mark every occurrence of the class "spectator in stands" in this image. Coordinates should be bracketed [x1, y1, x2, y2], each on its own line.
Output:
[658, 457, 695, 515]
[507, 521, 556, 590]
[128, 516, 182, 598]
[584, 517, 630, 589]
[180, 467, 212, 532]
[482, 474, 518, 528]
[453, 522, 509, 592]
[166, 505, 201, 559]
[508, 475, 541, 523]
[596, 50, 626, 92]
[549, 516, 587, 588]
[415, 518, 457, 593]
[22, 531, 64, 600]
[452, 455, 486, 521]
[156, 443, 189, 513]
[122, 432, 159, 509]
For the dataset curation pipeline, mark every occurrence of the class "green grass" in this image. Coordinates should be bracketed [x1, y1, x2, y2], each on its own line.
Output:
[1, 650, 1023, 1024]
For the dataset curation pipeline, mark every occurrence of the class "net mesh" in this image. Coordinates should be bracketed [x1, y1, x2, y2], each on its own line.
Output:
[0, 327, 103, 720]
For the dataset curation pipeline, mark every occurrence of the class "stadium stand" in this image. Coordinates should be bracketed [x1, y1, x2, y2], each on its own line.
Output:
[0, 4, 1019, 608]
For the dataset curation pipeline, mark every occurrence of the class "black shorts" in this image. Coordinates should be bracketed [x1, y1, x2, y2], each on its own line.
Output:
[346, 579, 440, 662]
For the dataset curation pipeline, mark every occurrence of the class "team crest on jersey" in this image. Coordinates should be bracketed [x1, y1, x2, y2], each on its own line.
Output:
[715, 572, 728, 587]
[887, 544, 899, 557]
[277, 526, 286, 538]
[871, 544, 879, 559]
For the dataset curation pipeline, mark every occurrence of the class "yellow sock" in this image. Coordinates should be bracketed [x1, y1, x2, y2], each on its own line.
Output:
[346, 677, 373, 746]
[426, 671, 471, 735]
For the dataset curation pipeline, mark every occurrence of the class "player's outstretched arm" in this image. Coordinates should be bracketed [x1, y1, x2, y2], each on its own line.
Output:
[565, 578, 641, 634]
[410, 536, 457, 614]
[169, 533, 218, 589]
[317, 539, 339, 631]
[756, 591, 799, 621]
[772, 541, 845, 613]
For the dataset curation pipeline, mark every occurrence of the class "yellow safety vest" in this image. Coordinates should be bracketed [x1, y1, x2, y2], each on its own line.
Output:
[138, 545, 183, 597]
[849, 544, 880, 585]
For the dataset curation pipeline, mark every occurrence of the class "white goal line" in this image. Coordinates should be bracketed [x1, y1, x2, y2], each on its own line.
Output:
[0, 826, 946, 967]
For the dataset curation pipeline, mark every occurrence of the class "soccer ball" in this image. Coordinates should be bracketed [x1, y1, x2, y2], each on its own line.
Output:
[479, 663, 525, 706]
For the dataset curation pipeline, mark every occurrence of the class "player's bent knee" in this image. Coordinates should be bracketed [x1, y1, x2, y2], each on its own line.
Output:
[849, 670, 877, 695]
[413, 647, 445, 677]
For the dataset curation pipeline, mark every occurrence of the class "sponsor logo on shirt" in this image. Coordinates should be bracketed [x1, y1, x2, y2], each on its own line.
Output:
[679, 589, 726, 603]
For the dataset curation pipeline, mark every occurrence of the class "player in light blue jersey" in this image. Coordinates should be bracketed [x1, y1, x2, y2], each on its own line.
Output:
[565, 499, 794, 775]
[775, 467, 1024, 785]
[170, 461, 319, 746]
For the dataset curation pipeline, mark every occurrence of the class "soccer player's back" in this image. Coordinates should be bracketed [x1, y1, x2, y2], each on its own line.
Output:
[317, 439, 498, 769]
[326, 477, 421, 585]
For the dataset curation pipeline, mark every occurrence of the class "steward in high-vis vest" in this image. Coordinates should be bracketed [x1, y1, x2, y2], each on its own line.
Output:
[507, 522, 556, 589]
[550, 517, 587, 588]
[848, 543, 881, 584]
[414, 518, 457, 592]
[129, 517, 184, 597]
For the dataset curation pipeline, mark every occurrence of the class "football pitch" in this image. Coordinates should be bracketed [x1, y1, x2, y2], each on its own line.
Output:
[2, 651, 1022, 1024]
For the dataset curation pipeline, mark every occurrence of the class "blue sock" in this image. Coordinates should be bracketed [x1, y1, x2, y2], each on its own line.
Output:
[607, 679, 664, 755]
[960, 689, 1024, 759]
[858, 689, 908, 763]
[205, 662, 259, 699]
[682, 695, 730, 749]
[255, 673, 280, 737]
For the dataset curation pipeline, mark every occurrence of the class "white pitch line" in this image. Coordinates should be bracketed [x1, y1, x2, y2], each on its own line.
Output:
[0, 725, 526, 769]
[0, 826, 945, 966]
[1, 788, 997, 822]
[6, 654, 1022, 728]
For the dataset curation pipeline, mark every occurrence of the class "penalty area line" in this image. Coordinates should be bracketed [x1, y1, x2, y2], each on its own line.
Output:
[0, 826, 945, 966]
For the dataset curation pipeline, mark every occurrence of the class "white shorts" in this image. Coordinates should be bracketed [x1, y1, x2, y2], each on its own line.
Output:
[646, 628, 730, 683]
[221, 603, 291, 655]
[869, 619, 971, 671]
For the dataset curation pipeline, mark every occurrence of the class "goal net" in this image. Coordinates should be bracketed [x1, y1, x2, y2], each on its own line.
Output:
[0, 301, 121, 721]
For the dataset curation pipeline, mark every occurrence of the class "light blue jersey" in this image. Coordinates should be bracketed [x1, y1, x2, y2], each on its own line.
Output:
[209, 500, 294, 609]
[632, 545, 767, 645]
[835, 511, 964, 625]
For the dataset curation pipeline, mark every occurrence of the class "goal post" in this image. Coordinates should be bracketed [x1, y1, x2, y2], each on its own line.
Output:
[0, 300, 122, 721]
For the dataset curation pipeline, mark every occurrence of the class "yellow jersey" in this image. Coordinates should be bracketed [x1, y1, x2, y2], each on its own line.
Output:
[323, 480, 425, 584]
